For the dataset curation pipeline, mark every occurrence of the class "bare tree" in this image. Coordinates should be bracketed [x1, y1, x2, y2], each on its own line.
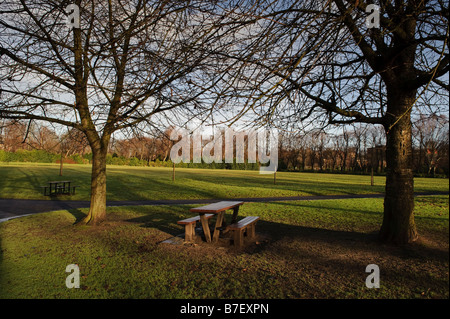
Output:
[279, 132, 302, 170]
[0, 0, 227, 224]
[413, 114, 449, 176]
[0, 120, 30, 152]
[27, 122, 60, 152]
[333, 128, 352, 171]
[366, 125, 386, 173]
[214, 0, 449, 243]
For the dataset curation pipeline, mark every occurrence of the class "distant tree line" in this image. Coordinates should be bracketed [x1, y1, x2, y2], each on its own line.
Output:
[1, 118, 448, 177]
[278, 116, 449, 177]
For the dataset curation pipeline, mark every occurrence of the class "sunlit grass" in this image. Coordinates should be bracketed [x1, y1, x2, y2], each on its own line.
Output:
[0, 163, 448, 201]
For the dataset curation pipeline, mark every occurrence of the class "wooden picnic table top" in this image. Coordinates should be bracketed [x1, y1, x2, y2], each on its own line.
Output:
[48, 180, 72, 184]
[189, 201, 244, 214]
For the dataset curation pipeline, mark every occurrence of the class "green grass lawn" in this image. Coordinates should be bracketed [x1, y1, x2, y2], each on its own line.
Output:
[0, 195, 448, 299]
[0, 163, 448, 201]
[0, 163, 448, 299]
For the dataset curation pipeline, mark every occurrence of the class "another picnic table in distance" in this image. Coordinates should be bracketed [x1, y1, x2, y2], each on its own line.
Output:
[41, 181, 78, 196]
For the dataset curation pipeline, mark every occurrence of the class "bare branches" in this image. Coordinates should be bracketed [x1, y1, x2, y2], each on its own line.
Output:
[0, 0, 233, 143]
[1, 0, 448, 137]
[208, 0, 448, 132]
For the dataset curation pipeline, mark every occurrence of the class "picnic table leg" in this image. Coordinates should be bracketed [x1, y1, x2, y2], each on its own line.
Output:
[200, 214, 212, 243]
[234, 229, 244, 248]
[248, 223, 256, 239]
[184, 223, 195, 242]
[212, 212, 225, 243]
[231, 206, 240, 224]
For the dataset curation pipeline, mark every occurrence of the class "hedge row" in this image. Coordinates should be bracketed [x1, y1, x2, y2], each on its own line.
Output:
[0, 149, 61, 163]
[0, 150, 92, 164]
[0, 150, 261, 170]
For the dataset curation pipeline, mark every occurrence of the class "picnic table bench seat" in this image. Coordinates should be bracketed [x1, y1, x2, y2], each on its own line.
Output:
[227, 216, 260, 247]
[177, 214, 214, 242]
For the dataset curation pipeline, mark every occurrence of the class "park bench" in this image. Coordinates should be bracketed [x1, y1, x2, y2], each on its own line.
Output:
[177, 214, 214, 242]
[227, 216, 260, 248]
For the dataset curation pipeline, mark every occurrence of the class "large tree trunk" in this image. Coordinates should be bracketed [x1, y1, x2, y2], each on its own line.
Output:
[79, 145, 108, 225]
[379, 90, 419, 244]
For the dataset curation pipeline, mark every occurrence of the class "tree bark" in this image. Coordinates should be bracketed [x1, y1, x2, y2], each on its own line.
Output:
[59, 153, 64, 176]
[380, 90, 419, 244]
[79, 145, 108, 225]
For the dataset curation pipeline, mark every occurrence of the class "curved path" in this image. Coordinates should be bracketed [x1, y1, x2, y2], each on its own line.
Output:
[0, 191, 447, 223]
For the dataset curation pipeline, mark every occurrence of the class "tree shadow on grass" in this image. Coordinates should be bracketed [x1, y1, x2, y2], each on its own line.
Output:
[67, 208, 89, 224]
[127, 213, 182, 238]
[122, 209, 448, 297]
[122, 206, 189, 238]
[56, 203, 449, 298]
[120, 205, 448, 266]
[256, 223, 449, 297]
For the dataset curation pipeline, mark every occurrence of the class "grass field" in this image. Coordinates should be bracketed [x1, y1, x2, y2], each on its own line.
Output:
[0, 163, 448, 299]
[0, 196, 448, 299]
[0, 163, 448, 201]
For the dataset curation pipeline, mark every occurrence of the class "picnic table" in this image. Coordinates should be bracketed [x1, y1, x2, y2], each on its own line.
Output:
[178, 201, 260, 247]
[41, 180, 78, 196]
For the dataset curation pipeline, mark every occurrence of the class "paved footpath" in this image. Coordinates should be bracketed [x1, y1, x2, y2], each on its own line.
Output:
[0, 191, 447, 223]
